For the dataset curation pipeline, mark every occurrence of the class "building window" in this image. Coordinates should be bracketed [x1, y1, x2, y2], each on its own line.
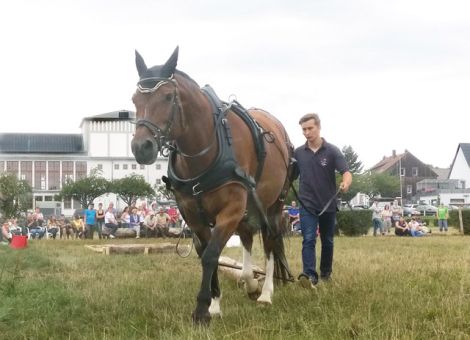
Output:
[64, 197, 72, 209]
[156, 179, 161, 185]
[44, 196, 53, 201]
[156, 164, 161, 170]
[34, 161, 46, 190]
[0, 161, 4, 173]
[20, 161, 33, 187]
[400, 168, 406, 176]
[412, 167, 418, 177]
[123, 164, 128, 170]
[62, 161, 74, 184]
[6, 161, 19, 176]
[114, 164, 119, 170]
[97, 164, 103, 170]
[48, 161, 60, 190]
[406, 185, 412, 194]
[140, 164, 145, 170]
[35, 196, 43, 202]
[73, 199, 81, 210]
[132, 164, 137, 170]
[76, 161, 87, 179]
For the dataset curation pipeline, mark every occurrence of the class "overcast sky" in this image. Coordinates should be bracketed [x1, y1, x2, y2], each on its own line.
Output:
[1, 0, 469, 169]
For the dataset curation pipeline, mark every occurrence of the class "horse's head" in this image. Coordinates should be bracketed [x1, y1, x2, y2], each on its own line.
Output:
[131, 46, 183, 164]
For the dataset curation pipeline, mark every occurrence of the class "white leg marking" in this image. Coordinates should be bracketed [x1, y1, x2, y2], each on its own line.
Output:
[241, 247, 259, 294]
[209, 296, 222, 317]
[257, 252, 274, 304]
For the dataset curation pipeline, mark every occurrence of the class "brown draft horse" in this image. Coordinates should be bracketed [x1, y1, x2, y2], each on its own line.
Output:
[131, 47, 294, 324]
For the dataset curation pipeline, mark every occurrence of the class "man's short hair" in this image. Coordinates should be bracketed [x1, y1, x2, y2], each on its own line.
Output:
[299, 113, 321, 128]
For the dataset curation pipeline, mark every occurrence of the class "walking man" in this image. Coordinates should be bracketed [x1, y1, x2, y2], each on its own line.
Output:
[294, 113, 352, 288]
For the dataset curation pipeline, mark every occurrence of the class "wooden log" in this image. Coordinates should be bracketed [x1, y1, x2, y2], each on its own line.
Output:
[85, 243, 189, 255]
[218, 256, 265, 282]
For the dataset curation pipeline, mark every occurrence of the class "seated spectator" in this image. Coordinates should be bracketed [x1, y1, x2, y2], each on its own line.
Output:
[129, 207, 141, 239]
[155, 207, 170, 238]
[288, 201, 300, 231]
[408, 217, 427, 237]
[1, 220, 12, 244]
[143, 212, 158, 237]
[46, 216, 60, 239]
[150, 202, 158, 215]
[71, 215, 85, 239]
[120, 206, 130, 228]
[104, 206, 118, 239]
[58, 216, 71, 239]
[394, 216, 410, 236]
[167, 205, 179, 228]
[28, 209, 46, 239]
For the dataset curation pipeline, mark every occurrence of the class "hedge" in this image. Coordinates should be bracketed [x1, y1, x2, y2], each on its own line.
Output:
[449, 209, 470, 235]
[336, 210, 372, 236]
[336, 209, 470, 236]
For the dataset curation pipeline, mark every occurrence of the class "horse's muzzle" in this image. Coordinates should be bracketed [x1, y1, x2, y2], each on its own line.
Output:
[131, 137, 158, 165]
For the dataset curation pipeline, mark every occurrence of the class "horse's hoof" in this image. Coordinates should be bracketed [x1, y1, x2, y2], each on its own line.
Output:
[256, 294, 272, 305]
[192, 310, 211, 325]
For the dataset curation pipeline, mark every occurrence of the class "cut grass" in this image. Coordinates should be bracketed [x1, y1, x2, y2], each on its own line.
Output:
[0, 233, 469, 339]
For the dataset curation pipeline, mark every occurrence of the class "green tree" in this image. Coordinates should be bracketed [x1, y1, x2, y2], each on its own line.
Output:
[342, 145, 364, 174]
[111, 174, 155, 207]
[0, 173, 32, 218]
[56, 169, 111, 209]
[336, 145, 365, 208]
[362, 172, 400, 199]
[156, 183, 175, 201]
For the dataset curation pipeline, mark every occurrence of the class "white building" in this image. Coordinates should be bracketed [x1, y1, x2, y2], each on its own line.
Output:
[0, 110, 168, 216]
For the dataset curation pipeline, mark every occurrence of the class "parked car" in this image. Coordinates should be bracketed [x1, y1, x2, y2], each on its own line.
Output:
[403, 204, 420, 216]
[415, 204, 438, 216]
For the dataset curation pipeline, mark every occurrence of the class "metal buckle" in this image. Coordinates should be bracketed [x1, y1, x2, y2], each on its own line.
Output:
[192, 183, 203, 196]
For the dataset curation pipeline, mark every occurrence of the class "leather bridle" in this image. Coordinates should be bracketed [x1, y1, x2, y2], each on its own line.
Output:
[134, 76, 181, 156]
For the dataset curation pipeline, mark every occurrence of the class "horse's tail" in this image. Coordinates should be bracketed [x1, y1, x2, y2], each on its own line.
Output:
[271, 232, 294, 284]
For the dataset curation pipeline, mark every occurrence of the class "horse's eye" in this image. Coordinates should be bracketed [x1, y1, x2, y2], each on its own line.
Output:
[165, 93, 173, 101]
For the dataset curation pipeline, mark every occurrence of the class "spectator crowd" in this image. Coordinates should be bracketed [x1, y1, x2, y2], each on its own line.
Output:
[1, 202, 185, 244]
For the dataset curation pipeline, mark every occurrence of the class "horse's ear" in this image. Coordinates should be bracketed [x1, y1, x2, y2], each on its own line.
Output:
[135, 50, 148, 77]
[162, 46, 179, 76]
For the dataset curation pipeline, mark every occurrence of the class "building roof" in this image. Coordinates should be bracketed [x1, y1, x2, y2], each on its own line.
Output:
[448, 143, 470, 179]
[369, 151, 405, 173]
[0, 133, 84, 154]
[80, 110, 135, 127]
[432, 167, 450, 180]
[460, 143, 470, 167]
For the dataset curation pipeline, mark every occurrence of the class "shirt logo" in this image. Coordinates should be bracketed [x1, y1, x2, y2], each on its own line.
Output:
[320, 158, 328, 166]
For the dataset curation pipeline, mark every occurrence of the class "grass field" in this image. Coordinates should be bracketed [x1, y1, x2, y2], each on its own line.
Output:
[0, 230, 469, 340]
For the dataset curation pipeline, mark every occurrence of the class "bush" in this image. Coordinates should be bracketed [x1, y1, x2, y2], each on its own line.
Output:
[337, 210, 372, 236]
[449, 209, 470, 235]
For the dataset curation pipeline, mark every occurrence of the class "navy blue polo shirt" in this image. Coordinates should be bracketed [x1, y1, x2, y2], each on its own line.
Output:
[294, 139, 349, 213]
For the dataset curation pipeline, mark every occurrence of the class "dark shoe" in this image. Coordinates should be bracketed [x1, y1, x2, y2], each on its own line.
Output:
[298, 273, 317, 290]
[320, 274, 331, 282]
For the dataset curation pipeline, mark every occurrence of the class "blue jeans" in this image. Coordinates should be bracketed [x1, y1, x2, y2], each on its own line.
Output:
[299, 208, 336, 282]
[372, 218, 383, 236]
[438, 219, 448, 231]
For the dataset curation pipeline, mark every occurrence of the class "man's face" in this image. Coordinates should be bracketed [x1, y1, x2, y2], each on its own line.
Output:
[301, 119, 320, 143]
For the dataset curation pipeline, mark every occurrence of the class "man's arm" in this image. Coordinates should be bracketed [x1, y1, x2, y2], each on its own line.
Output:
[340, 171, 352, 192]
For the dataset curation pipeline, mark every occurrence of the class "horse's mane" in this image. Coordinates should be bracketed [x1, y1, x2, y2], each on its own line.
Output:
[175, 69, 200, 88]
